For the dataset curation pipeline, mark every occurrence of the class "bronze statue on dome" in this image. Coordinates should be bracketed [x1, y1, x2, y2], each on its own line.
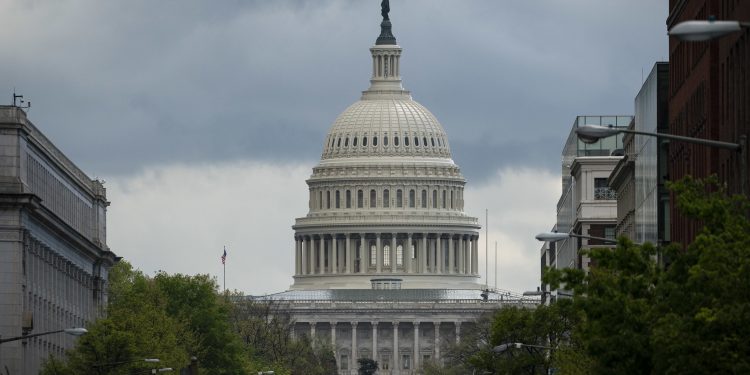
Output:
[381, 0, 390, 20]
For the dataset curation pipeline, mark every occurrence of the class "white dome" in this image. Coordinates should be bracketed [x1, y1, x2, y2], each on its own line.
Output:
[321, 98, 451, 160]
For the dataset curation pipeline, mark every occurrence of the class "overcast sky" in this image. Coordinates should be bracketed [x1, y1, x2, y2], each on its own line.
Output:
[0, 0, 668, 294]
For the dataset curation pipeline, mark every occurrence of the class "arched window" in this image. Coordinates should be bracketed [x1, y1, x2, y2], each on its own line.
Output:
[383, 245, 391, 267]
[442, 190, 447, 208]
[450, 191, 454, 209]
[373, 136, 378, 146]
[396, 189, 403, 208]
[363, 137, 368, 146]
[414, 137, 419, 146]
[383, 189, 390, 208]
[319, 191, 323, 209]
[370, 189, 377, 208]
[353, 137, 358, 147]
[357, 190, 363, 208]
[370, 244, 377, 266]
[432, 190, 438, 208]
[336, 191, 341, 208]
[437, 138, 441, 146]
[326, 191, 331, 209]
[405, 137, 410, 146]
[384, 136, 389, 146]
[346, 190, 352, 208]
[409, 189, 416, 208]
[423, 137, 428, 147]
[397, 245, 403, 266]
[337, 137, 342, 147]
[431, 137, 435, 147]
[345, 138, 349, 147]
[421, 190, 427, 208]
[394, 137, 399, 146]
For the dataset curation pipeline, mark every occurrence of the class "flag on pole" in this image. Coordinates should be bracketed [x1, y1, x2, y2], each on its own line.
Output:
[221, 247, 227, 265]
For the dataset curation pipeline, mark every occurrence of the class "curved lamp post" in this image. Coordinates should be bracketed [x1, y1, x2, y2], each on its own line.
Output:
[575, 124, 746, 195]
[669, 19, 750, 41]
[535, 231, 618, 244]
[0, 327, 87, 344]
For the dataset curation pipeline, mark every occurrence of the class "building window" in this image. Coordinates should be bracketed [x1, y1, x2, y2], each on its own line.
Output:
[337, 137, 341, 147]
[373, 136, 378, 146]
[450, 191, 454, 209]
[442, 190, 447, 208]
[396, 245, 403, 266]
[421, 190, 427, 208]
[402, 354, 411, 369]
[409, 189, 416, 208]
[326, 191, 331, 209]
[396, 189, 403, 207]
[341, 355, 348, 370]
[594, 178, 617, 200]
[604, 226, 616, 240]
[383, 245, 390, 266]
[353, 137, 358, 147]
[383, 189, 390, 208]
[384, 136, 389, 146]
[370, 189, 377, 208]
[414, 137, 419, 146]
[405, 136, 410, 146]
[381, 355, 390, 370]
[319, 191, 323, 209]
[370, 245, 377, 266]
[363, 137, 368, 146]
[346, 190, 352, 208]
[358, 190, 364, 208]
[394, 137, 399, 146]
[423, 137, 428, 147]
[345, 137, 349, 147]
[336, 191, 340, 208]
[431, 137, 435, 147]
[432, 190, 437, 208]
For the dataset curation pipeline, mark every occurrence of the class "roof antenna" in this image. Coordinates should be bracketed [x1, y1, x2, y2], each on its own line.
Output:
[12, 89, 31, 110]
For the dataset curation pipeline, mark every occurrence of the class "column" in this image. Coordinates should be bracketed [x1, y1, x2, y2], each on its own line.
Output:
[318, 236, 324, 274]
[361, 233, 368, 274]
[472, 237, 478, 275]
[455, 322, 461, 344]
[351, 322, 358, 369]
[346, 234, 352, 274]
[331, 322, 337, 355]
[391, 233, 397, 273]
[448, 235, 454, 274]
[413, 322, 420, 370]
[393, 322, 399, 371]
[376, 234, 382, 273]
[457, 236, 464, 274]
[406, 233, 413, 273]
[332, 235, 338, 274]
[465, 236, 471, 274]
[372, 322, 379, 360]
[421, 234, 427, 273]
[301, 237, 308, 275]
[310, 321, 316, 339]
[436, 235, 443, 273]
[434, 322, 441, 360]
[294, 237, 300, 275]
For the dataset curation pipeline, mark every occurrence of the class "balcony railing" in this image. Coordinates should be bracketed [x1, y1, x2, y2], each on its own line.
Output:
[594, 187, 617, 200]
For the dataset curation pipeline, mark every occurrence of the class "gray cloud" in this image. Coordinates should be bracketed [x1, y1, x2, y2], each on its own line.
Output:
[0, 0, 667, 183]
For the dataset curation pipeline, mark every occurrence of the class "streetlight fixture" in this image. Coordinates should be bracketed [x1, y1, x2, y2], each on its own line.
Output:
[493, 342, 552, 354]
[669, 19, 750, 41]
[0, 327, 88, 344]
[574, 124, 747, 195]
[535, 231, 618, 244]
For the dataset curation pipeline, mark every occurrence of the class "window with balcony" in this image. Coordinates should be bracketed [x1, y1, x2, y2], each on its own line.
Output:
[594, 178, 617, 200]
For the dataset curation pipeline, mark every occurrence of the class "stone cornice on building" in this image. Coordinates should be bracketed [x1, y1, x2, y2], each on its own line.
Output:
[294, 213, 480, 229]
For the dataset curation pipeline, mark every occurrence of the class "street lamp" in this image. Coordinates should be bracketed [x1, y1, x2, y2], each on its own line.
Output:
[535, 231, 618, 244]
[574, 124, 747, 195]
[0, 327, 88, 344]
[493, 342, 552, 353]
[669, 19, 750, 41]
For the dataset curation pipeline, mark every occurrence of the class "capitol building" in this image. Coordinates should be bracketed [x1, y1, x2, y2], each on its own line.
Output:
[254, 5, 528, 374]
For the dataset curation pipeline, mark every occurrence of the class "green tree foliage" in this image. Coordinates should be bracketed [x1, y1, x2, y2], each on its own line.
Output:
[357, 357, 378, 375]
[41, 261, 247, 374]
[545, 176, 750, 374]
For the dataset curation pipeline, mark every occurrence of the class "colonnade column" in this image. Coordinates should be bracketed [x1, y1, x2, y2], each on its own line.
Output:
[376, 234, 382, 273]
[332, 235, 338, 274]
[434, 322, 441, 360]
[455, 322, 461, 343]
[472, 237, 478, 275]
[331, 322, 337, 355]
[391, 233, 397, 273]
[457, 236, 464, 275]
[465, 236, 471, 274]
[294, 237, 300, 275]
[448, 235, 454, 274]
[360, 233, 367, 274]
[421, 234, 427, 273]
[351, 322, 358, 370]
[318, 237, 325, 274]
[406, 233, 413, 273]
[413, 322, 420, 370]
[372, 322, 378, 360]
[300, 237, 307, 275]
[346, 234, 352, 274]
[392, 322, 399, 371]
[437, 236, 443, 273]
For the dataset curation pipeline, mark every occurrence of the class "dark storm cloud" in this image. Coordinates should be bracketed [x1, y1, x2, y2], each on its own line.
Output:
[0, 0, 666, 182]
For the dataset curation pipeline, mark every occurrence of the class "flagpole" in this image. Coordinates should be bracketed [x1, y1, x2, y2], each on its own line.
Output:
[223, 245, 226, 292]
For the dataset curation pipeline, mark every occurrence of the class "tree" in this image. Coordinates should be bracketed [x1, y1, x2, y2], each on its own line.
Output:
[357, 357, 378, 375]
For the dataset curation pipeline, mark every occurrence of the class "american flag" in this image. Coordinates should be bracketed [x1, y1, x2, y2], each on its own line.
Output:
[221, 247, 227, 265]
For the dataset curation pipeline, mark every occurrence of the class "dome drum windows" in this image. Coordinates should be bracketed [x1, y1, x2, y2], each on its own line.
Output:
[363, 137, 368, 147]
[396, 189, 403, 208]
[414, 137, 419, 146]
[373, 136, 378, 146]
[383, 189, 390, 208]
[409, 189, 415, 208]
[394, 137, 399, 147]
[421, 190, 427, 208]
[384, 136, 389, 146]
[370, 189, 377, 208]
[346, 190, 352, 208]
[404, 137, 410, 146]
[353, 137, 358, 147]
